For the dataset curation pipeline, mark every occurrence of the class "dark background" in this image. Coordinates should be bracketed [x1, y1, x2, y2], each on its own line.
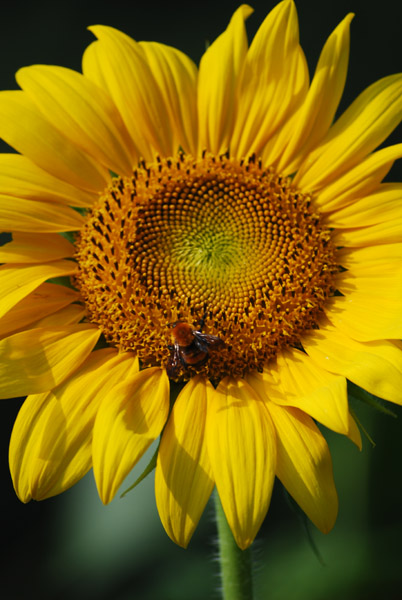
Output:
[1, 1, 402, 598]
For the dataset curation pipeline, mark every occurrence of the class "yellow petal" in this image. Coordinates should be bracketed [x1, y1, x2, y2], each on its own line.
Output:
[86, 26, 175, 160]
[259, 47, 308, 168]
[326, 263, 402, 341]
[334, 251, 402, 295]
[197, 4, 253, 155]
[0, 324, 100, 398]
[0, 194, 85, 232]
[332, 215, 402, 247]
[335, 255, 402, 285]
[0, 283, 79, 338]
[0, 260, 77, 319]
[326, 294, 402, 342]
[231, 0, 308, 158]
[9, 350, 139, 502]
[275, 14, 353, 173]
[0, 90, 108, 192]
[206, 377, 276, 549]
[92, 367, 170, 504]
[327, 182, 402, 228]
[347, 411, 362, 450]
[139, 41, 198, 156]
[0, 303, 84, 340]
[0, 153, 96, 208]
[266, 402, 338, 533]
[303, 322, 402, 405]
[31, 303, 85, 328]
[0, 232, 75, 263]
[247, 347, 349, 435]
[337, 243, 402, 268]
[17, 65, 135, 176]
[82, 41, 109, 91]
[321, 147, 402, 218]
[295, 74, 402, 192]
[8, 392, 50, 502]
[155, 376, 215, 548]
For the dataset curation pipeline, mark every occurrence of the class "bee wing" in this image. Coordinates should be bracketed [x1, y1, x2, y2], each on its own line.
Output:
[193, 331, 224, 351]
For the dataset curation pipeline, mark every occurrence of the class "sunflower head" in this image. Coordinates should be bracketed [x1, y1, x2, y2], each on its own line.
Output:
[74, 151, 339, 380]
[1, 0, 401, 554]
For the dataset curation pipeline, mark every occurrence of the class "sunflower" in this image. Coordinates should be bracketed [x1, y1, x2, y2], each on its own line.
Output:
[1, 0, 402, 551]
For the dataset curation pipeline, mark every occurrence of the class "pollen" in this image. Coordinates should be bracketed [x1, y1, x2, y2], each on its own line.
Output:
[74, 153, 339, 380]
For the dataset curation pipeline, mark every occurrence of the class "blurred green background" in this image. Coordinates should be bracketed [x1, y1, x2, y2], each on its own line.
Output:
[1, 0, 402, 598]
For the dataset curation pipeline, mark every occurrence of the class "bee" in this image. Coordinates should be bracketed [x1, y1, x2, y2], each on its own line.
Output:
[166, 320, 224, 378]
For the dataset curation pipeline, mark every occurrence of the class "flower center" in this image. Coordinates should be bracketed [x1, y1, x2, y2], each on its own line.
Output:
[74, 153, 338, 380]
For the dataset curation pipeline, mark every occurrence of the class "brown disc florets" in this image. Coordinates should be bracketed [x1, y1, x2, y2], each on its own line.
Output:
[74, 153, 339, 380]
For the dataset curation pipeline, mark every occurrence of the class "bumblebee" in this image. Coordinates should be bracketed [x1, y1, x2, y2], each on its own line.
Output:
[166, 321, 224, 378]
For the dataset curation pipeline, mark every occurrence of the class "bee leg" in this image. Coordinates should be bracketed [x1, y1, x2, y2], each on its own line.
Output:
[178, 353, 188, 368]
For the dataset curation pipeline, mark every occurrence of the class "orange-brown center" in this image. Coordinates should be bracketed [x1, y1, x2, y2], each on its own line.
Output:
[74, 153, 339, 380]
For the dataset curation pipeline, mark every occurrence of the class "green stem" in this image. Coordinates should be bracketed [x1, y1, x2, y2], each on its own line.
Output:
[214, 490, 254, 600]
